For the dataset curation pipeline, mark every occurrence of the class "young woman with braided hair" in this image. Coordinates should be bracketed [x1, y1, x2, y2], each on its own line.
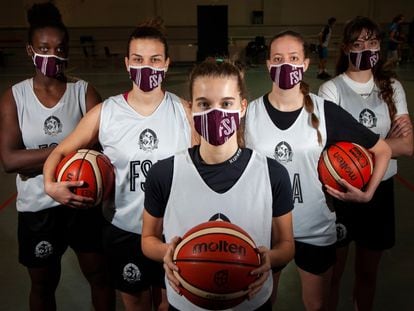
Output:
[244, 30, 391, 311]
[319, 16, 413, 311]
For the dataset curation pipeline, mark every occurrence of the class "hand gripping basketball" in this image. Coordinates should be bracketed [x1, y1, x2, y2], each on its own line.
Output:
[318, 141, 374, 191]
[172, 221, 261, 310]
[55, 149, 115, 206]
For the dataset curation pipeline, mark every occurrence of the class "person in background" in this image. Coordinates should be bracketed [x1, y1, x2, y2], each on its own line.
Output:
[387, 14, 405, 65]
[142, 59, 295, 311]
[0, 3, 114, 310]
[319, 16, 413, 311]
[317, 17, 337, 80]
[245, 30, 391, 311]
[43, 20, 196, 311]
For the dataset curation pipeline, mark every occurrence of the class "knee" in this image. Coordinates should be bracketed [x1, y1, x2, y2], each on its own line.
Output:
[28, 268, 60, 295]
[156, 301, 169, 311]
[303, 298, 325, 311]
[30, 279, 58, 297]
[83, 267, 111, 287]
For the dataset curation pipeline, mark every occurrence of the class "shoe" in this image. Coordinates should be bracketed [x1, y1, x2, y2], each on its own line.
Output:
[317, 72, 331, 80]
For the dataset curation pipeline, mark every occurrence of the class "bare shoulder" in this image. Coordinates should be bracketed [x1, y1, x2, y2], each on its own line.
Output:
[0, 87, 17, 112]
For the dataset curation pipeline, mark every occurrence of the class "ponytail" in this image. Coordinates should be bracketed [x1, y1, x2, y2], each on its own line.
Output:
[300, 81, 322, 145]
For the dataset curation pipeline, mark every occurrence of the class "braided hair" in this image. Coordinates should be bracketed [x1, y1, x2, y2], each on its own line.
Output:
[268, 30, 322, 145]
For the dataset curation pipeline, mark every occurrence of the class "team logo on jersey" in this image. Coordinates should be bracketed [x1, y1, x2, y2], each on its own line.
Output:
[336, 223, 347, 242]
[34, 241, 53, 258]
[122, 263, 141, 283]
[359, 109, 377, 128]
[43, 116, 62, 136]
[138, 128, 159, 152]
[209, 213, 231, 223]
[274, 141, 293, 163]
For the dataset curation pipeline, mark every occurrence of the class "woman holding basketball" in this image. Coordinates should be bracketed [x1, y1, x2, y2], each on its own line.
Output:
[43, 20, 194, 310]
[141, 59, 295, 310]
[318, 16, 413, 311]
[0, 3, 114, 311]
[244, 30, 391, 311]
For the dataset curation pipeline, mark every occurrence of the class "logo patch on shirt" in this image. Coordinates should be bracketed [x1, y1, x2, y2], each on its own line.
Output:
[34, 241, 53, 258]
[43, 116, 62, 136]
[138, 128, 159, 152]
[209, 213, 231, 222]
[274, 141, 293, 163]
[359, 109, 377, 128]
[122, 263, 141, 283]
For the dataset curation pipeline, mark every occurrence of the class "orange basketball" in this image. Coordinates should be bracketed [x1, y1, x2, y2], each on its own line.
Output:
[318, 141, 374, 191]
[172, 221, 261, 310]
[55, 149, 115, 206]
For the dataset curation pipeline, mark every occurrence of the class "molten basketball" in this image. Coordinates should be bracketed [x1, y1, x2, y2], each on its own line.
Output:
[318, 141, 374, 191]
[172, 221, 261, 310]
[55, 149, 115, 206]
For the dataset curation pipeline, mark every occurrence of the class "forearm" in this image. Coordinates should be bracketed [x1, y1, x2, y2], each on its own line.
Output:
[268, 240, 295, 268]
[142, 236, 169, 262]
[43, 148, 66, 187]
[365, 140, 392, 198]
[385, 136, 414, 157]
[269, 213, 294, 268]
[1, 146, 54, 176]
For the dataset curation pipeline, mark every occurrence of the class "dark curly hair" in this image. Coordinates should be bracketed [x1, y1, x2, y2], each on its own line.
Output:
[27, 2, 69, 44]
[336, 16, 397, 120]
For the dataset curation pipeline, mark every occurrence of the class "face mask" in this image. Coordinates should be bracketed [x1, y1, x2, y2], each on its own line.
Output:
[348, 49, 380, 70]
[270, 63, 304, 90]
[31, 50, 68, 78]
[193, 108, 240, 146]
[129, 66, 166, 92]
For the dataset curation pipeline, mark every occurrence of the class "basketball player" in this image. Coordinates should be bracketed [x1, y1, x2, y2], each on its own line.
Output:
[43, 20, 195, 311]
[0, 3, 114, 311]
[318, 16, 413, 311]
[141, 59, 295, 310]
[244, 31, 391, 311]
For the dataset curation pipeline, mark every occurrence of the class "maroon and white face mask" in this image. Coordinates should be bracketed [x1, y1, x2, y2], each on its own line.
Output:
[193, 108, 240, 146]
[129, 66, 166, 92]
[269, 63, 304, 90]
[31, 49, 68, 78]
[348, 49, 380, 71]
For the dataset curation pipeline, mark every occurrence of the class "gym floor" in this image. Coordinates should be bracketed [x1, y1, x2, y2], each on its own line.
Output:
[0, 53, 413, 310]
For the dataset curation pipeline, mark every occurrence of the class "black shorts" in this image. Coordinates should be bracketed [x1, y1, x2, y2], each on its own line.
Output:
[294, 240, 336, 275]
[102, 222, 165, 294]
[18, 205, 105, 268]
[334, 178, 395, 250]
[318, 46, 328, 59]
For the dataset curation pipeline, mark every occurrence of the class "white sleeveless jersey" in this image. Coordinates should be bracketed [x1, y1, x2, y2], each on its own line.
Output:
[245, 93, 336, 246]
[12, 78, 87, 212]
[99, 92, 191, 234]
[331, 76, 405, 180]
[164, 150, 273, 310]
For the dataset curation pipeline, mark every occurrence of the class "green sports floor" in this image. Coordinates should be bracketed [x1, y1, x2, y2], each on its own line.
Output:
[0, 53, 413, 310]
